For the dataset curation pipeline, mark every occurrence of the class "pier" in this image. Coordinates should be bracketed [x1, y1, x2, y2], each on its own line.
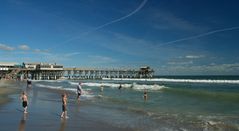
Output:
[64, 66, 154, 79]
[0, 62, 154, 80]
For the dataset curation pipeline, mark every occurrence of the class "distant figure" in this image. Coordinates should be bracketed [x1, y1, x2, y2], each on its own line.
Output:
[27, 79, 32, 87]
[20, 91, 28, 113]
[61, 93, 68, 118]
[77, 82, 83, 101]
[130, 83, 134, 89]
[100, 84, 104, 92]
[143, 89, 148, 101]
[118, 84, 122, 90]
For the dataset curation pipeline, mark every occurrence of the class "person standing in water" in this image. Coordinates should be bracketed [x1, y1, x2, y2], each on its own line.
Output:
[100, 84, 104, 92]
[143, 89, 148, 101]
[61, 93, 68, 118]
[77, 82, 83, 101]
[27, 78, 32, 88]
[118, 84, 122, 90]
[20, 91, 28, 113]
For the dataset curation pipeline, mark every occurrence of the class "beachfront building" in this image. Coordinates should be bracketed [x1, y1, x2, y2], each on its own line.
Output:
[139, 66, 154, 78]
[23, 62, 64, 80]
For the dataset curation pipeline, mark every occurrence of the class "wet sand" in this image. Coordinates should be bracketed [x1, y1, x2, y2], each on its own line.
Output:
[0, 81, 132, 131]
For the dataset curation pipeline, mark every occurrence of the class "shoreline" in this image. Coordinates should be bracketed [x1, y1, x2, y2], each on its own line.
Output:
[0, 80, 21, 105]
[0, 80, 132, 131]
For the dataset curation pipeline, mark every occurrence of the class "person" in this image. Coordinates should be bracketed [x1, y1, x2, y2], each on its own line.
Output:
[61, 93, 68, 118]
[100, 84, 104, 92]
[118, 84, 122, 90]
[77, 82, 83, 101]
[143, 89, 148, 101]
[20, 91, 28, 113]
[27, 79, 32, 87]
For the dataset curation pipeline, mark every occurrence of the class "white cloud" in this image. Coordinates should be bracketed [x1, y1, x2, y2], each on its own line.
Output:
[19, 45, 30, 50]
[0, 43, 15, 51]
[185, 55, 204, 59]
[168, 60, 193, 65]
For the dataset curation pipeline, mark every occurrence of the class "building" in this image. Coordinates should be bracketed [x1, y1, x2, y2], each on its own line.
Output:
[23, 62, 64, 80]
[0, 62, 20, 79]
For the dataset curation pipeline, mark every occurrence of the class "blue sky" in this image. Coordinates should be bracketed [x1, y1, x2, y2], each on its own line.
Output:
[1, 0, 239, 75]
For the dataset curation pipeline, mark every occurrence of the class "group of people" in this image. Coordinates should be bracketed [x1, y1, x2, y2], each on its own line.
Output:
[20, 81, 148, 119]
[20, 81, 84, 119]
[118, 83, 148, 101]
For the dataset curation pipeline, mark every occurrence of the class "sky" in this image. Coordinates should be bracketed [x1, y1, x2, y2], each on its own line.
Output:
[0, 0, 239, 75]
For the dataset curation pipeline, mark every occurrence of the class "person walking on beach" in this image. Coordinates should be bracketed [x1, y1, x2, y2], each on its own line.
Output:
[61, 93, 68, 118]
[77, 82, 83, 101]
[20, 91, 28, 113]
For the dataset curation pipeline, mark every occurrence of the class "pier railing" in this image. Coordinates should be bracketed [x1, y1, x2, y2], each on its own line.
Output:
[63, 67, 154, 79]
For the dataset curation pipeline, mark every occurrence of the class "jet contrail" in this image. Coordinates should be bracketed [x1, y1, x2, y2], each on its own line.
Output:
[63, 0, 148, 44]
[158, 26, 239, 47]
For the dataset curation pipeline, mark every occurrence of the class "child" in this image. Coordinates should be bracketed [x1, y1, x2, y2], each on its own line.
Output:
[20, 91, 28, 113]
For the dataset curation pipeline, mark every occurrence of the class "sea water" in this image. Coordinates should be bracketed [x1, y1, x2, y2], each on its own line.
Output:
[32, 76, 239, 130]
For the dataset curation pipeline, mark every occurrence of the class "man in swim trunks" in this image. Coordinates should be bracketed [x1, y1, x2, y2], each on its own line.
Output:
[61, 93, 68, 118]
[20, 91, 28, 113]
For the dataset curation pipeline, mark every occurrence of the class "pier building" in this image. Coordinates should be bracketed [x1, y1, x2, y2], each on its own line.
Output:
[22, 63, 64, 80]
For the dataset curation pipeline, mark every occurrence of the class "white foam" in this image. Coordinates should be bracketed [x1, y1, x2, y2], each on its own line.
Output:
[32, 80, 65, 83]
[103, 78, 239, 84]
[35, 83, 63, 89]
[68, 81, 166, 91]
[35, 83, 94, 98]
[132, 84, 166, 91]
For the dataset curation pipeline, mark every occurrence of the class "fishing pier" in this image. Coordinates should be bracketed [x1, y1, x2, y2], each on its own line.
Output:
[64, 66, 154, 79]
[0, 62, 154, 80]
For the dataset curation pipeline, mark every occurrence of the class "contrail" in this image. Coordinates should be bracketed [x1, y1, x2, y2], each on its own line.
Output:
[158, 26, 239, 47]
[63, 0, 148, 44]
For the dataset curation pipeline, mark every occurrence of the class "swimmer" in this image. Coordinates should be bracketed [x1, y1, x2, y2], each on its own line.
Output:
[143, 89, 148, 101]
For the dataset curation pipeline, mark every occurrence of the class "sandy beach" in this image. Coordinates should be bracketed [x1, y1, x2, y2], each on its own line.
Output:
[0, 80, 132, 131]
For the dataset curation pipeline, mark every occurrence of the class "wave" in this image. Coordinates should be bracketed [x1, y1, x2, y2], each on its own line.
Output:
[68, 81, 166, 91]
[34, 83, 94, 99]
[103, 78, 239, 84]
[32, 80, 65, 83]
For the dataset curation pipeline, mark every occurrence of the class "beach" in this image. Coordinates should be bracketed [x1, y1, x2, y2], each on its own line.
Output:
[0, 77, 239, 131]
[0, 80, 131, 131]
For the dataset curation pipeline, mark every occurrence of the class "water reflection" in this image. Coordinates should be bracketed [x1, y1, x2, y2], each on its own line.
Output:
[18, 113, 27, 131]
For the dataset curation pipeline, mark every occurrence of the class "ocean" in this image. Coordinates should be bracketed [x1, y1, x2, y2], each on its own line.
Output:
[32, 76, 239, 130]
